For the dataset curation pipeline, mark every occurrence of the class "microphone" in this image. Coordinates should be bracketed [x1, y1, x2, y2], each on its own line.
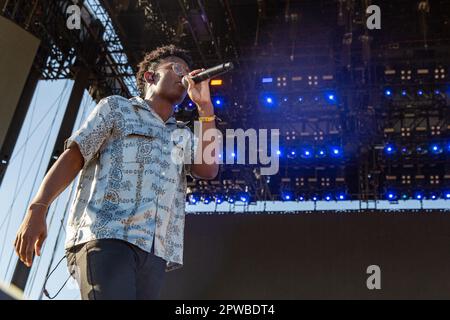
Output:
[182, 62, 234, 88]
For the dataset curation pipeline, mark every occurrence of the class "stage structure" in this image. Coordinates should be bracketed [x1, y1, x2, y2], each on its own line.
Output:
[0, 0, 448, 297]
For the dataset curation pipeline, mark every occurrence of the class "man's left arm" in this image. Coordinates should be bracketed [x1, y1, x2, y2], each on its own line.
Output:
[184, 69, 220, 180]
[190, 101, 219, 180]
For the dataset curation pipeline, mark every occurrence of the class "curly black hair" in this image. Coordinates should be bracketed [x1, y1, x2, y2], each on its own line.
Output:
[136, 44, 193, 97]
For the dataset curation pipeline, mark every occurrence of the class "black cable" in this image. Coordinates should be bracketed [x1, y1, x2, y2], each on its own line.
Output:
[8, 80, 70, 165]
[39, 93, 93, 300]
[3, 80, 70, 282]
[38, 182, 77, 300]
[42, 255, 73, 300]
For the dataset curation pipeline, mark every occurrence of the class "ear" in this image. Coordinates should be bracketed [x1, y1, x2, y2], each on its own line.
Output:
[143, 71, 154, 84]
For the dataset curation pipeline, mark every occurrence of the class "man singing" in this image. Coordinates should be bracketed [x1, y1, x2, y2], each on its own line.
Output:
[14, 44, 219, 299]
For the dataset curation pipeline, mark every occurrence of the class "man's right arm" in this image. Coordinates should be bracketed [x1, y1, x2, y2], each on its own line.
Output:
[14, 144, 84, 267]
[14, 96, 114, 267]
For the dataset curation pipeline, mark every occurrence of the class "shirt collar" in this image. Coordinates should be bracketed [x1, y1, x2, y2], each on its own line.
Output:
[129, 96, 177, 125]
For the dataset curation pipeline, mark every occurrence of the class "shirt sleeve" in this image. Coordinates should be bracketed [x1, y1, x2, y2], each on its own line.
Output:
[64, 97, 114, 166]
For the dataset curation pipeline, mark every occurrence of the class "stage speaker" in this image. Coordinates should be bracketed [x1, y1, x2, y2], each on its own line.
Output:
[0, 281, 23, 300]
[0, 16, 40, 149]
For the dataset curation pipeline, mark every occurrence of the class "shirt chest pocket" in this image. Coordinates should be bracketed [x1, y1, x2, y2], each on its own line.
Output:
[123, 128, 158, 164]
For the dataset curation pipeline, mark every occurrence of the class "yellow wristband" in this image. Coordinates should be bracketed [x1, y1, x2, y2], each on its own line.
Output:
[198, 115, 216, 122]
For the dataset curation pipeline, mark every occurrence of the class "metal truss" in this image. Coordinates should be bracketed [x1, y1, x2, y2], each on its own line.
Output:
[1, 0, 138, 98]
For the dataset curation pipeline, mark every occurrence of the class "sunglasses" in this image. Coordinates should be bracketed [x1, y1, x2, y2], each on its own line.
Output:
[156, 62, 190, 77]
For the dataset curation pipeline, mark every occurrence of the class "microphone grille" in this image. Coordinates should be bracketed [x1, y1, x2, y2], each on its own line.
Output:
[181, 76, 190, 88]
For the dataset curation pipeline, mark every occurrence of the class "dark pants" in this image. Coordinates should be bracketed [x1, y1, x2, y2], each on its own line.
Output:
[66, 238, 166, 300]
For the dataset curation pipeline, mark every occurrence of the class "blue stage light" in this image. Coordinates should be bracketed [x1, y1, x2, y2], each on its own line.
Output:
[429, 192, 438, 200]
[202, 195, 211, 204]
[384, 144, 396, 155]
[261, 93, 277, 108]
[301, 148, 313, 159]
[384, 89, 392, 96]
[215, 194, 224, 204]
[325, 92, 337, 104]
[185, 100, 196, 111]
[417, 90, 424, 96]
[401, 90, 407, 96]
[416, 145, 428, 155]
[262, 77, 273, 83]
[324, 194, 332, 201]
[316, 149, 326, 158]
[386, 190, 397, 201]
[430, 143, 443, 154]
[444, 191, 450, 200]
[188, 193, 200, 204]
[336, 192, 346, 201]
[330, 146, 343, 157]
[287, 149, 296, 159]
[281, 191, 294, 201]
[414, 191, 424, 200]
[238, 192, 250, 203]
[401, 147, 410, 155]
[213, 97, 224, 107]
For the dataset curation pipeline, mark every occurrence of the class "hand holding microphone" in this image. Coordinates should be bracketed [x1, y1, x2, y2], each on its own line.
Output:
[183, 62, 234, 110]
[181, 62, 234, 88]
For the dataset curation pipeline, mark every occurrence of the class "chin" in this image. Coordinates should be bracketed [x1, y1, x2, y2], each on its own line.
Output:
[173, 91, 188, 105]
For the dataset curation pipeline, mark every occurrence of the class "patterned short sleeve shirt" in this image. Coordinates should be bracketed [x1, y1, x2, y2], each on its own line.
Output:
[64, 95, 195, 272]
